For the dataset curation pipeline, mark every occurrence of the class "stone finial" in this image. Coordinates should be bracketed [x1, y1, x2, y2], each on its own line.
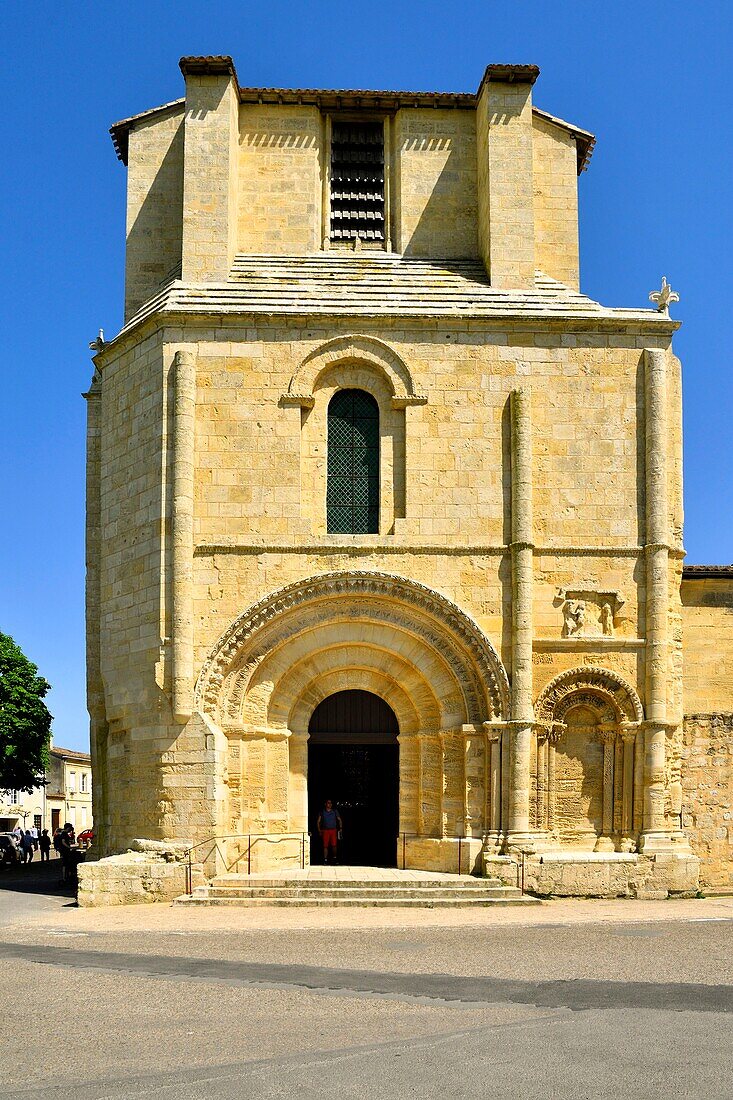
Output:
[89, 328, 106, 353]
[648, 276, 680, 316]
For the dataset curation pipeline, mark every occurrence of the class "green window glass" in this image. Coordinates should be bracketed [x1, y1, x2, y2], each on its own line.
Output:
[327, 389, 379, 534]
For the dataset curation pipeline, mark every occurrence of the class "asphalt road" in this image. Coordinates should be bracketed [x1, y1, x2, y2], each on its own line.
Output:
[0, 865, 732, 1098]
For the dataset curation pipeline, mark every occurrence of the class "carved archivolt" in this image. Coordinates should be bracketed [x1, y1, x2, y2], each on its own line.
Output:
[534, 665, 644, 728]
[283, 335, 427, 407]
[195, 570, 509, 724]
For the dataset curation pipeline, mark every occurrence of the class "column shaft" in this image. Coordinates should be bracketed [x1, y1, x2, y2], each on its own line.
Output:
[171, 350, 196, 722]
[642, 348, 671, 847]
[508, 388, 534, 847]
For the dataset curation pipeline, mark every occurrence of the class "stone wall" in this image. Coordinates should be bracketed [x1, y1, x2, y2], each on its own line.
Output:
[532, 114, 579, 289]
[682, 714, 733, 890]
[237, 103, 322, 254]
[682, 576, 733, 713]
[393, 108, 478, 258]
[124, 108, 184, 320]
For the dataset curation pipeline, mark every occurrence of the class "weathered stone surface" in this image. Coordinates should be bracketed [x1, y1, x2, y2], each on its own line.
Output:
[86, 57, 731, 905]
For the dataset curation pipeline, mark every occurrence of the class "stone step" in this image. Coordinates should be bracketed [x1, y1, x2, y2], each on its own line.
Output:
[176, 893, 537, 908]
[208, 876, 506, 890]
[200, 885, 520, 901]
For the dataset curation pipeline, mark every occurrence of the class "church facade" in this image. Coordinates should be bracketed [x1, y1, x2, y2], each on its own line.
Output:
[84, 56, 733, 902]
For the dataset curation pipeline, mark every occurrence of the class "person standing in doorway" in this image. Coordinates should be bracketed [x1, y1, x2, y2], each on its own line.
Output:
[317, 800, 343, 865]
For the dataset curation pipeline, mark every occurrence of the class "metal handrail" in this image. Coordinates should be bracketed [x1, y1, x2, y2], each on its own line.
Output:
[397, 832, 470, 876]
[183, 831, 310, 895]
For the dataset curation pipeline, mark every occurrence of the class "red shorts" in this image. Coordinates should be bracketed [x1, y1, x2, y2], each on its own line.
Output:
[321, 828, 338, 847]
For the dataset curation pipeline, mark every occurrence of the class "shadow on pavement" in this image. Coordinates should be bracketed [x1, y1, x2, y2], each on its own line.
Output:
[0, 855, 77, 901]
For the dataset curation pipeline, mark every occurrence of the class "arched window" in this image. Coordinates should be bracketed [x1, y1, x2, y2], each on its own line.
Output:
[327, 389, 379, 533]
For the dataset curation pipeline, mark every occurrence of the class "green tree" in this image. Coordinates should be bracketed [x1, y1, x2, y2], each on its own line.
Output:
[0, 632, 52, 792]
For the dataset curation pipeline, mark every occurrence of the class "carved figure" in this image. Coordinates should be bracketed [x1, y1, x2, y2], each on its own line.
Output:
[562, 600, 586, 637]
[601, 602, 614, 636]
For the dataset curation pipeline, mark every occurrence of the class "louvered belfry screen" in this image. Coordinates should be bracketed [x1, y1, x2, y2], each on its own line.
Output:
[330, 120, 385, 243]
[327, 389, 379, 534]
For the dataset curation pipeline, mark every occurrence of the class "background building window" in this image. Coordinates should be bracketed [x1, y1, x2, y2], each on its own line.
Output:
[33, 814, 42, 831]
[327, 389, 380, 534]
[330, 120, 385, 243]
[69, 771, 76, 794]
[81, 773, 88, 793]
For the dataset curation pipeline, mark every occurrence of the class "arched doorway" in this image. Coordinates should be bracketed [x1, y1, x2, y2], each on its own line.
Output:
[308, 690, 399, 867]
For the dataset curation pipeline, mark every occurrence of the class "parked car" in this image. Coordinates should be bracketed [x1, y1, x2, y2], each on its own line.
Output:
[0, 835, 21, 867]
[77, 829, 94, 848]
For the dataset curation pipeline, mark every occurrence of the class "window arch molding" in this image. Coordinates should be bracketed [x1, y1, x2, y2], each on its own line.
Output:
[282, 334, 427, 409]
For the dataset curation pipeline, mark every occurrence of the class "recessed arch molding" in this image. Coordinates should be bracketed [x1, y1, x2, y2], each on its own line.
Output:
[194, 570, 509, 726]
[282, 335, 427, 409]
[534, 665, 644, 733]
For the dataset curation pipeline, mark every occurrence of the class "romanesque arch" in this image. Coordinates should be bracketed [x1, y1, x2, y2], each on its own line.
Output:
[533, 666, 644, 852]
[194, 571, 509, 847]
[283, 334, 427, 408]
[196, 570, 509, 726]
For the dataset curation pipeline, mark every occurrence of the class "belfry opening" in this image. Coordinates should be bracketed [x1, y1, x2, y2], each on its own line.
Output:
[308, 690, 399, 867]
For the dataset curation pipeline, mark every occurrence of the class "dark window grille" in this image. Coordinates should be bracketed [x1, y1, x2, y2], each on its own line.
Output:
[330, 120, 385, 242]
[327, 389, 379, 534]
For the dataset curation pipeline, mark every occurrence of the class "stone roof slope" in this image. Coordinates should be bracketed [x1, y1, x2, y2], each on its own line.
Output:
[115, 254, 672, 342]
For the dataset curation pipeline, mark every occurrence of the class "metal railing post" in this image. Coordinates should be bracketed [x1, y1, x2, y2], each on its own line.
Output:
[247, 835, 251, 876]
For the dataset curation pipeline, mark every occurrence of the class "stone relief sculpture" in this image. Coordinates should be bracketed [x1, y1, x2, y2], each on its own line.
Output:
[555, 588, 625, 638]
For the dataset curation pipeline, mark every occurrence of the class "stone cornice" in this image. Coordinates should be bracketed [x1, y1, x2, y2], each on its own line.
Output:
[194, 540, 650, 557]
[93, 303, 680, 363]
[532, 638, 645, 651]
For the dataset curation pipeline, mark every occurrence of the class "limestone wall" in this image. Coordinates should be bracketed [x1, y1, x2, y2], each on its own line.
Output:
[237, 103, 322, 254]
[680, 577, 733, 888]
[393, 109, 478, 258]
[682, 715, 733, 889]
[91, 315, 686, 860]
[124, 108, 184, 320]
[682, 576, 733, 712]
[532, 114, 579, 289]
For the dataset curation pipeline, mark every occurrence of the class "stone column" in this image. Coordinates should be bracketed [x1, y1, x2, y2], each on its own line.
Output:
[620, 727, 637, 851]
[288, 732, 308, 834]
[399, 735, 420, 838]
[641, 348, 673, 851]
[536, 735, 548, 831]
[463, 725, 484, 838]
[507, 388, 535, 849]
[484, 726, 503, 846]
[547, 740, 557, 833]
[171, 349, 196, 723]
[84, 369, 110, 853]
[596, 727, 616, 852]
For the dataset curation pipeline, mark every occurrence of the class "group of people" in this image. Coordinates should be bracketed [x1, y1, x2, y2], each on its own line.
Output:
[8, 825, 52, 863]
[8, 823, 81, 881]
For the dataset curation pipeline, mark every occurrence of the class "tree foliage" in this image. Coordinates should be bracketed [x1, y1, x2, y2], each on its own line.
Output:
[0, 632, 52, 792]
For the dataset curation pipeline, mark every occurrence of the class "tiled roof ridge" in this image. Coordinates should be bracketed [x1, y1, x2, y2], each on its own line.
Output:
[50, 746, 91, 762]
[109, 60, 594, 172]
[683, 564, 733, 577]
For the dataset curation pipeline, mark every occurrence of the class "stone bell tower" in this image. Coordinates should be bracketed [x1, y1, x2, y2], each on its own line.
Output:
[81, 56, 704, 904]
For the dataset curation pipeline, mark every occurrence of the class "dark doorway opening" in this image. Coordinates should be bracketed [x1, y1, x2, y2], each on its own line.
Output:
[308, 690, 399, 867]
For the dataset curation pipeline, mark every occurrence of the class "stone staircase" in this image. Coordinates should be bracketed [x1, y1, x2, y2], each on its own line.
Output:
[175, 866, 538, 908]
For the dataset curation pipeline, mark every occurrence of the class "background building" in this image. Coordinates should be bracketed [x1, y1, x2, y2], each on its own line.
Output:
[0, 746, 93, 836]
[83, 56, 732, 902]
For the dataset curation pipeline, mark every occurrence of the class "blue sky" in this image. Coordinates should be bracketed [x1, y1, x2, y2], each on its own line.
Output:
[1, 1, 731, 751]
